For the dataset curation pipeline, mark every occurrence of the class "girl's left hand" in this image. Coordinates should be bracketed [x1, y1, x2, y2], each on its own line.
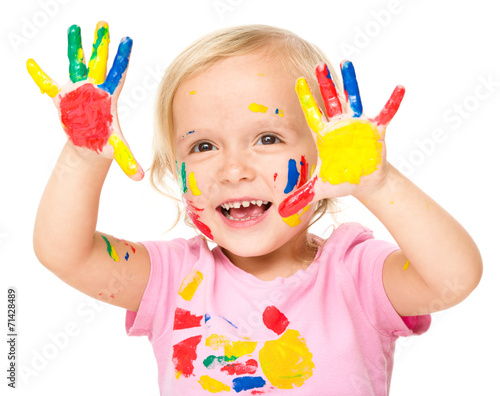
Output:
[279, 61, 404, 218]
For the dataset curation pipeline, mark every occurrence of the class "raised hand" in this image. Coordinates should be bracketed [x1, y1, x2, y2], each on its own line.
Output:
[279, 61, 404, 218]
[26, 21, 144, 181]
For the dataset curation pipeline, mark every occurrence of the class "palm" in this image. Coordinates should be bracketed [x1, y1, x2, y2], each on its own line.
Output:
[279, 61, 404, 218]
[26, 21, 144, 181]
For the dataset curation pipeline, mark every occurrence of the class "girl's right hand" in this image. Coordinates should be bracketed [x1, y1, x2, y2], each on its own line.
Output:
[27, 21, 144, 181]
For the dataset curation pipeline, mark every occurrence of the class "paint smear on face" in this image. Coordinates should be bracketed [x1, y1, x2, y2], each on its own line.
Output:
[179, 162, 188, 193]
[232, 376, 266, 393]
[173, 308, 203, 330]
[279, 176, 317, 218]
[284, 159, 300, 194]
[189, 172, 202, 196]
[101, 235, 119, 261]
[263, 306, 290, 335]
[281, 206, 310, 227]
[249, 103, 268, 113]
[259, 329, 314, 389]
[59, 83, 112, 152]
[275, 109, 284, 117]
[403, 260, 409, 270]
[190, 91, 197, 95]
[184, 199, 213, 239]
[273, 173, 278, 182]
[172, 335, 202, 378]
[318, 119, 382, 185]
[198, 375, 231, 392]
[178, 268, 204, 301]
[298, 155, 309, 189]
[221, 359, 258, 375]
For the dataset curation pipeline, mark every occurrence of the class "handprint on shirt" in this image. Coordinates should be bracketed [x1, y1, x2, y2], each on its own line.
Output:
[26, 21, 144, 180]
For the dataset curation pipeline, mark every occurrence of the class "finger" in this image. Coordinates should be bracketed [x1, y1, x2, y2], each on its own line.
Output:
[315, 63, 342, 118]
[278, 176, 318, 218]
[373, 85, 405, 129]
[67, 24, 88, 82]
[341, 60, 363, 117]
[26, 59, 60, 98]
[98, 37, 132, 95]
[108, 133, 144, 181]
[87, 21, 110, 85]
[295, 78, 324, 134]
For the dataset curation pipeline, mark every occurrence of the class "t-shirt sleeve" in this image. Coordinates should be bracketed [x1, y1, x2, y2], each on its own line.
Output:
[342, 223, 431, 338]
[125, 237, 205, 341]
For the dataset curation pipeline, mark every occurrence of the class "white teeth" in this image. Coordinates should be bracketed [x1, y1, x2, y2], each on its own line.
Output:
[233, 202, 241, 208]
[220, 200, 270, 210]
[242, 201, 250, 207]
[257, 200, 262, 206]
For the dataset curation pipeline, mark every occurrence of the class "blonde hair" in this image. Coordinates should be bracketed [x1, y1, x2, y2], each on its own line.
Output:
[151, 24, 339, 236]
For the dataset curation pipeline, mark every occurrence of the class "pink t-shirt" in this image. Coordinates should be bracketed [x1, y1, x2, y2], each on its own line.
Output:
[126, 222, 430, 395]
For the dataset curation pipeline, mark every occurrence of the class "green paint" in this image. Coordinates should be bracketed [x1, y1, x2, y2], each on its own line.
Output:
[177, 161, 187, 194]
[89, 25, 109, 63]
[67, 24, 87, 82]
[202, 355, 236, 369]
[101, 235, 119, 261]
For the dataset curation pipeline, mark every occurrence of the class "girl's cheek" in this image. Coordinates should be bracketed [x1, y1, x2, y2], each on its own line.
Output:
[280, 155, 312, 195]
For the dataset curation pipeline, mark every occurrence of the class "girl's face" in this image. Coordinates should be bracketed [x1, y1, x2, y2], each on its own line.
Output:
[173, 52, 318, 260]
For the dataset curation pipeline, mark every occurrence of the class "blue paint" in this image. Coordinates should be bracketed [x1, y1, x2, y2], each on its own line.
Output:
[98, 37, 133, 95]
[341, 61, 363, 117]
[232, 376, 266, 393]
[284, 159, 300, 194]
[125, 252, 129, 261]
[326, 64, 332, 80]
[221, 316, 238, 329]
[205, 313, 211, 323]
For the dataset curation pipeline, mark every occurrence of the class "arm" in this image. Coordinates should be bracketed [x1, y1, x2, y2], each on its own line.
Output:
[30, 22, 150, 312]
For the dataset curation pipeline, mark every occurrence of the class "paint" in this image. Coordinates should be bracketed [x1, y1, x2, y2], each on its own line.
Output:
[178, 269, 204, 301]
[278, 176, 317, 218]
[87, 21, 110, 85]
[403, 260, 409, 270]
[98, 37, 133, 95]
[225, 341, 257, 360]
[188, 172, 201, 196]
[295, 78, 324, 134]
[221, 359, 258, 375]
[374, 85, 405, 128]
[275, 109, 284, 117]
[232, 376, 266, 393]
[206, 334, 230, 350]
[26, 59, 60, 98]
[59, 83, 112, 151]
[184, 199, 213, 239]
[67, 24, 87, 82]
[315, 63, 342, 118]
[317, 119, 381, 185]
[198, 375, 231, 392]
[173, 308, 203, 330]
[101, 235, 119, 261]
[298, 155, 308, 188]
[273, 173, 277, 182]
[282, 206, 310, 227]
[172, 335, 202, 378]
[190, 91, 197, 95]
[249, 103, 268, 113]
[108, 133, 139, 176]
[341, 61, 363, 117]
[259, 329, 314, 389]
[262, 306, 289, 335]
[284, 159, 300, 194]
[125, 252, 129, 261]
[180, 162, 188, 193]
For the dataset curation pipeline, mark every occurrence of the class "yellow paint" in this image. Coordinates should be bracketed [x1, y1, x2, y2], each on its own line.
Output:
[108, 133, 139, 176]
[87, 21, 110, 84]
[257, 73, 264, 76]
[259, 329, 314, 389]
[178, 269, 204, 301]
[175, 370, 181, 380]
[206, 334, 230, 350]
[225, 340, 257, 359]
[190, 91, 196, 95]
[403, 260, 409, 270]
[198, 375, 231, 393]
[282, 206, 310, 227]
[318, 119, 382, 185]
[295, 78, 324, 134]
[26, 59, 60, 98]
[249, 103, 268, 113]
[275, 109, 284, 117]
[188, 172, 201, 196]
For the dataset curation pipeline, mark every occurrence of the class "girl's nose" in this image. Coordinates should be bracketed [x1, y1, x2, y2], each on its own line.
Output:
[218, 154, 256, 184]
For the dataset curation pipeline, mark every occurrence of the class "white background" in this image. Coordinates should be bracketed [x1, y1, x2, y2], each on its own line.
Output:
[1, 0, 499, 395]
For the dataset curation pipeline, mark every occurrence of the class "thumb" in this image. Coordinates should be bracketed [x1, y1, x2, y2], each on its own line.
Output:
[108, 132, 144, 181]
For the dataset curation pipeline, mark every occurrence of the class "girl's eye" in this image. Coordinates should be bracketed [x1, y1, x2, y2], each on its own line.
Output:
[257, 135, 281, 145]
[193, 142, 217, 153]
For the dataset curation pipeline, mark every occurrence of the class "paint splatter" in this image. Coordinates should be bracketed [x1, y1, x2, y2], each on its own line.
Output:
[59, 83, 112, 152]
[172, 335, 202, 378]
[284, 159, 300, 194]
[279, 176, 317, 218]
[101, 235, 119, 261]
[178, 162, 188, 193]
[190, 91, 197, 95]
[262, 306, 289, 335]
[189, 172, 201, 196]
[298, 155, 309, 189]
[178, 268, 204, 301]
[282, 206, 310, 227]
[249, 103, 268, 113]
[221, 359, 258, 375]
[206, 334, 230, 350]
[232, 376, 266, 393]
[184, 199, 213, 239]
[275, 108, 284, 117]
[273, 173, 278, 182]
[125, 252, 129, 261]
[259, 329, 314, 389]
[173, 308, 203, 330]
[198, 375, 231, 392]
[203, 355, 229, 369]
[225, 341, 257, 361]
[403, 260, 409, 270]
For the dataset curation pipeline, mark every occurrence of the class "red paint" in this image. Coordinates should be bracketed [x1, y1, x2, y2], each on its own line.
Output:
[173, 308, 203, 330]
[278, 176, 317, 218]
[298, 155, 308, 188]
[221, 359, 258, 375]
[374, 85, 405, 127]
[59, 83, 113, 152]
[273, 172, 278, 182]
[262, 306, 289, 335]
[315, 63, 342, 118]
[172, 335, 202, 377]
[184, 199, 213, 239]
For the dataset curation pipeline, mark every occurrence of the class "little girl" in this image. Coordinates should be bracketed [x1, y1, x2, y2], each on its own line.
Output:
[29, 22, 482, 395]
